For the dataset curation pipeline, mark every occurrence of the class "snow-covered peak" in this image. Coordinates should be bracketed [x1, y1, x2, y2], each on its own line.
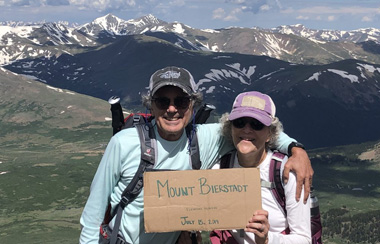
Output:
[78, 14, 167, 36]
[272, 24, 380, 43]
[79, 13, 130, 35]
[126, 14, 162, 27]
[92, 14, 125, 28]
[0, 25, 37, 41]
[140, 14, 161, 25]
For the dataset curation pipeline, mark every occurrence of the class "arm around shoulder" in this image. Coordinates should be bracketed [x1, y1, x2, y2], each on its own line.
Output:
[283, 146, 313, 202]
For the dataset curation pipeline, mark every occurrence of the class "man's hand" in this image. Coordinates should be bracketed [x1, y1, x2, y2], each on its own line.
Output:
[283, 147, 314, 203]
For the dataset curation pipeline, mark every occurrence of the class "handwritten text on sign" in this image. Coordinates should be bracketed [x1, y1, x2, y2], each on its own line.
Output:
[143, 168, 262, 233]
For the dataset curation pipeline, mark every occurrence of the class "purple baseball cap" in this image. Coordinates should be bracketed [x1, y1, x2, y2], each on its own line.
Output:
[228, 91, 276, 126]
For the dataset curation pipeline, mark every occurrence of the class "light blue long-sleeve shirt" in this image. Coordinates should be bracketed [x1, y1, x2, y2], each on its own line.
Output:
[79, 122, 294, 244]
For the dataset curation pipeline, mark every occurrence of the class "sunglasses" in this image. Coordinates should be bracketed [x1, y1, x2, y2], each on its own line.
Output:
[152, 96, 191, 110]
[232, 118, 265, 131]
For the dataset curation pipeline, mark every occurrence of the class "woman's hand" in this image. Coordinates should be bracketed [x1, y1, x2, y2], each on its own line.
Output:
[283, 147, 314, 203]
[245, 210, 269, 244]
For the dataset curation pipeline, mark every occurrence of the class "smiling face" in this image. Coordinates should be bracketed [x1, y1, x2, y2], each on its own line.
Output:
[151, 86, 193, 141]
[231, 117, 271, 164]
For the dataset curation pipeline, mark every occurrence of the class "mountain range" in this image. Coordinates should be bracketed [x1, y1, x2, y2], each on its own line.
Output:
[1, 14, 380, 149]
[2, 14, 380, 66]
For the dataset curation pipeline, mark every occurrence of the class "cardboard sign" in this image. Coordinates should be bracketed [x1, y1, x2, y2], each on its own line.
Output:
[144, 168, 262, 233]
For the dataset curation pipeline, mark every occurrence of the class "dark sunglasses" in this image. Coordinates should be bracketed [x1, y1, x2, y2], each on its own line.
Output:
[152, 96, 191, 110]
[232, 118, 265, 131]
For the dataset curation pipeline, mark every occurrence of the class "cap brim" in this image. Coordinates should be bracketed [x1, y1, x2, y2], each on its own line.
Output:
[151, 82, 192, 96]
[228, 107, 272, 126]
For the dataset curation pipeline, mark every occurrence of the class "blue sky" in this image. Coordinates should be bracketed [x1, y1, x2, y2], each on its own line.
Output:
[1, 0, 380, 30]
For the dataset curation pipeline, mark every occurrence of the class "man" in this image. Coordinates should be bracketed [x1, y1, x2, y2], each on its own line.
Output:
[79, 66, 313, 244]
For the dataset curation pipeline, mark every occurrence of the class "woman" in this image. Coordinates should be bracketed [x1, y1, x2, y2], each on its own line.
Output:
[211, 91, 311, 244]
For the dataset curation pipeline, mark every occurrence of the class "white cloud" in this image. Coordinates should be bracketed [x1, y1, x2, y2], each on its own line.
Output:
[212, 8, 226, 20]
[227, 0, 282, 14]
[46, 0, 70, 6]
[281, 4, 379, 26]
[260, 4, 270, 11]
[70, 0, 136, 11]
[1, 0, 137, 9]
[224, 8, 242, 21]
[212, 6, 242, 22]
[228, 0, 245, 3]
[296, 15, 309, 20]
[362, 16, 372, 22]
[297, 6, 380, 15]
[169, 0, 185, 7]
[327, 15, 335, 21]
[10, 0, 29, 6]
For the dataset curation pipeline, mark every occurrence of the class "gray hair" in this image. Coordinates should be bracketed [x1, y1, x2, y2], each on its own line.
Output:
[142, 91, 203, 109]
[219, 113, 284, 150]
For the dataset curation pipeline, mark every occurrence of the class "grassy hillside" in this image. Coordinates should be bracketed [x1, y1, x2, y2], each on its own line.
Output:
[309, 141, 380, 243]
[0, 68, 112, 243]
[1, 68, 379, 243]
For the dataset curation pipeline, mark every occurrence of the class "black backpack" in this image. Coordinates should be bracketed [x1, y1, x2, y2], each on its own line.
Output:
[220, 150, 323, 244]
[103, 96, 215, 244]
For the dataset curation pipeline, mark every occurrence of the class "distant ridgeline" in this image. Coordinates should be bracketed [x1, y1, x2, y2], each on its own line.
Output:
[2, 14, 380, 148]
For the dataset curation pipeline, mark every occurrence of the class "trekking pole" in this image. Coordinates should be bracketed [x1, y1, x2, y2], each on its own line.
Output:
[191, 231, 197, 244]
[194, 103, 216, 124]
[108, 96, 125, 135]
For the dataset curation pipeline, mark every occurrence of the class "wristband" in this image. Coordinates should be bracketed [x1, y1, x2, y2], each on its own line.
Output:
[288, 142, 305, 156]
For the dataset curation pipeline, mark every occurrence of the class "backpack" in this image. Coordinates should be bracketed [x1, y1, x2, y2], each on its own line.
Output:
[102, 96, 215, 244]
[219, 150, 323, 244]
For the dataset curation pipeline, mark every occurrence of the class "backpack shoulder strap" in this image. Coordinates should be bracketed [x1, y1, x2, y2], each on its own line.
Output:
[220, 150, 236, 169]
[184, 104, 216, 170]
[186, 124, 201, 170]
[118, 123, 155, 207]
[269, 151, 287, 216]
[110, 122, 155, 244]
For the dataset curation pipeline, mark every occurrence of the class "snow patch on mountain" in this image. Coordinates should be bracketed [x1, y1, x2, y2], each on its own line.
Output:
[196, 64, 256, 89]
[194, 40, 214, 51]
[210, 44, 220, 52]
[356, 63, 380, 79]
[150, 26, 166, 32]
[259, 68, 285, 80]
[43, 23, 73, 45]
[172, 23, 185, 34]
[328, 69, 359, 83]
[201, 29, 220, 33]
[21, 74, 40, 80]
[0, 25, 37, 46]
[357, 63, 380, 73]
[205, 86, 216, 94]
[309, 38, 326, 44]
[213, 56, 232, 59]
[47, 85, 64, 92]
[225, 63, 256, 80]
[306, 72, 322, 81]
[0, 25, 36, 39]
